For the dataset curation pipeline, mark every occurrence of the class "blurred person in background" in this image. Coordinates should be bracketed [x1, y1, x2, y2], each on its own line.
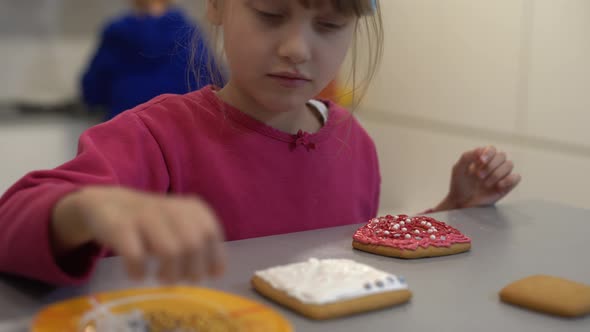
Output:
[81, 0, 223, 120]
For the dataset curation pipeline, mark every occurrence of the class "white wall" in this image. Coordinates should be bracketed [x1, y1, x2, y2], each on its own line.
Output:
[0, 38, 95, 103]
[361, 0, 590, 214]
[0, 117, 96, 192]
[526, 0, 590, 146]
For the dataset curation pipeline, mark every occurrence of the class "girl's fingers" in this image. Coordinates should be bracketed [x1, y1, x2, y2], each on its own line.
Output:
[140, 212, 182, 283]
[460, 146, 497, 177]
[468, 161, 478, 176]
[169, 212, 206, 282]
[478, 146, 496, 165]
[497, 173, 522, 192]
[205, 225, 226, 277]
[484, 160, 514, 188]
[93, 192, 225, 284]
[454, 148, 483, 175]
[478, 152, 506, 179]
[106, 223, 146, 281]
[170, 198, 225, 282]
[189, 198, 226, 277]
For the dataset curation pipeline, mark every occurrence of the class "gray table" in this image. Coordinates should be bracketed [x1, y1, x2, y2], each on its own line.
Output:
[1, 200, 589, 331]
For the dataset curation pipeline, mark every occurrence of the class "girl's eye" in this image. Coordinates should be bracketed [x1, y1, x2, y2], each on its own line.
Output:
[255, 9, 285, 22]
[317, 21, 346, 32]
[318, 22, 344, 30]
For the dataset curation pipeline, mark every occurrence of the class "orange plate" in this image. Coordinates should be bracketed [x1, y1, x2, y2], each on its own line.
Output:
[32, 286, 292, 332]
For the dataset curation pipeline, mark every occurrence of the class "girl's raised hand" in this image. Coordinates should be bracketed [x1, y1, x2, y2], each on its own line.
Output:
[436, 146, 522, 211]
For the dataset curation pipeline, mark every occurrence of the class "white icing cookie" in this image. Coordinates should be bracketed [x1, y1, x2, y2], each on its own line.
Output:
[254, 258, 408, 305]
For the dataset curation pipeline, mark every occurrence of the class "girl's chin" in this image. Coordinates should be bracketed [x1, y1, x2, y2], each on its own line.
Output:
[259, 99, 311, 113]
[261, 90, 317, 106]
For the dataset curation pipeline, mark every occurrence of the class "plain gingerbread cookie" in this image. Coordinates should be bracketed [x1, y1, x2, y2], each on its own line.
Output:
[500, 275, 590, 317]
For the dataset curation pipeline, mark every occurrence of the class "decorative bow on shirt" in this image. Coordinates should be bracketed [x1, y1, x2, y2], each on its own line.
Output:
[293, 130, 316, 151]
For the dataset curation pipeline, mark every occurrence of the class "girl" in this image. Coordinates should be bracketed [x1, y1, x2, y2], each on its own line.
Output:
[0, 0, 520, 286]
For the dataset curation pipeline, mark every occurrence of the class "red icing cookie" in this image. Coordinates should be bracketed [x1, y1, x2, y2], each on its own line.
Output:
[352, 215, 471, 259]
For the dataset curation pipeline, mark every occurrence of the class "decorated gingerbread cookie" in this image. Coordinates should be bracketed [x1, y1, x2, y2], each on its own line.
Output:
[352, 214, 471, 259]
[252, 258, 412, 320]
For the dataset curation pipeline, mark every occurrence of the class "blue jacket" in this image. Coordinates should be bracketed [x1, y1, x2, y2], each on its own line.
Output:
[81, 8, 222, 120]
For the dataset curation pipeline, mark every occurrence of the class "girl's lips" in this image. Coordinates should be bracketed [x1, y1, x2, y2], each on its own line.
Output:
[268, 73, 311, 88]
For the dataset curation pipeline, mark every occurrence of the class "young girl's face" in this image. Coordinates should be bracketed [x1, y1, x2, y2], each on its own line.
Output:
[132, 0, 171, 10]
[209, 0, 358, 112]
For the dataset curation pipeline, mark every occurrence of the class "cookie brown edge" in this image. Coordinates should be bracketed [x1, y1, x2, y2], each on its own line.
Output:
[352, 240, 471, 259]
[251, 275, 412, 320]
[499, 275, 590, 318]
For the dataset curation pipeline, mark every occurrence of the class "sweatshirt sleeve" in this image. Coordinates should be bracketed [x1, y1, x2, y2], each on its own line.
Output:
[0, 112, 170, 286]
[371, 141, 381, 219]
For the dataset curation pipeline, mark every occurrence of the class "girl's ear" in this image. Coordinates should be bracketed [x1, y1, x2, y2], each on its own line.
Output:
[207, 0, 223, 25]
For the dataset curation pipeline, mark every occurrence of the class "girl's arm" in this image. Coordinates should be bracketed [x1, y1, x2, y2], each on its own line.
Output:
[0, 112, 169, 285]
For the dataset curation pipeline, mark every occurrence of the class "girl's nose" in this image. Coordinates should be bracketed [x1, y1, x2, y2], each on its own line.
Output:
[277, 26, 312, 64]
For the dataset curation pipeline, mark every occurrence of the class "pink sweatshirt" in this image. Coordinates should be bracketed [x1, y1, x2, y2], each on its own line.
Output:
[0, 86, 380, 285]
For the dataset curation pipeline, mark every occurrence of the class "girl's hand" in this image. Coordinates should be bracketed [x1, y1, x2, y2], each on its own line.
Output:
[52, 187, 225, 283]
[435, 146, 521, 211]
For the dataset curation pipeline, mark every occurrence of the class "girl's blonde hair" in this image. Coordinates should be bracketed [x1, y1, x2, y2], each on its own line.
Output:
[189, 0, 384, 111]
